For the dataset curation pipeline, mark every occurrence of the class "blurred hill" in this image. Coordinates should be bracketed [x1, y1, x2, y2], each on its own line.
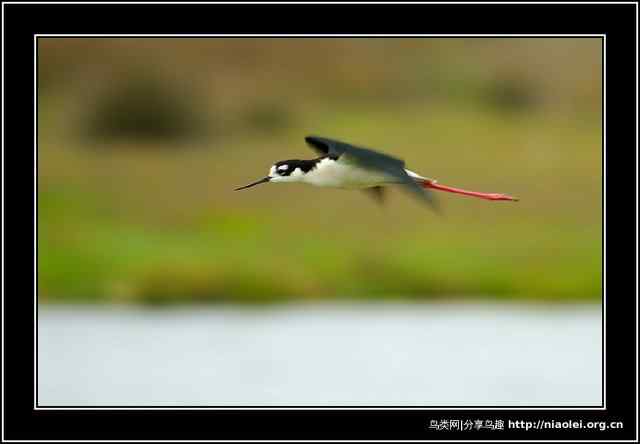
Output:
[37, 38, 602, 304]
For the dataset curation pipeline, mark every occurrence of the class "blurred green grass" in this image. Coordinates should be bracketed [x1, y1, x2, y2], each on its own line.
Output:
[37, 38, 602, 304]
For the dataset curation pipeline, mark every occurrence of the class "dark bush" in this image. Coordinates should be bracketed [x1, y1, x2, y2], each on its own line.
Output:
[482, 75, 540, 113]
[242, 102, 292, 134]
[83, 74, 211, 145]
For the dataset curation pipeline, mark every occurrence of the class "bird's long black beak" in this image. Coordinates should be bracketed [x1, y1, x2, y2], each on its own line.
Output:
[234, 177, 270, 191]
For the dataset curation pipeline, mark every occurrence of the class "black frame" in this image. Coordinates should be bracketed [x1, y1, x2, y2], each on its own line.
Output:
[3, 2, 637, 441]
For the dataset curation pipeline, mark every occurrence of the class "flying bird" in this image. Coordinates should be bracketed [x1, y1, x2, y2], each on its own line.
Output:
[235, 135, 518, 208]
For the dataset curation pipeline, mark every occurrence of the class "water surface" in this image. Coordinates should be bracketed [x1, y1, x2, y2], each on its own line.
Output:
[38, 302, 602, 407]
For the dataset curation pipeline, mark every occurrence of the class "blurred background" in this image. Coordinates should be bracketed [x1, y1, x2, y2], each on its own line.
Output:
[38, 38, 602, 406]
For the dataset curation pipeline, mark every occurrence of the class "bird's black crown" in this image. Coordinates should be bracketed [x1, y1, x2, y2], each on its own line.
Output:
[274, 159, 321, 176]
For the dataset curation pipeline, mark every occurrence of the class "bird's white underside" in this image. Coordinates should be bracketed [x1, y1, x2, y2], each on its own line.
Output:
[269, 157, 431, 189]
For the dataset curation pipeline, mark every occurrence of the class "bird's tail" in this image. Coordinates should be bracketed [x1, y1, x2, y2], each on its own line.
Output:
[418, 179, 519, 202]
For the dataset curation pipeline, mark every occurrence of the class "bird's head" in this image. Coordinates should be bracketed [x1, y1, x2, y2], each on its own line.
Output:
[234, 160, 308, 190]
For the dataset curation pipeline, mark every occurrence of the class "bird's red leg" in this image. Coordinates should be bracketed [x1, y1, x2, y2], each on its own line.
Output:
[421, 180, 519, 202]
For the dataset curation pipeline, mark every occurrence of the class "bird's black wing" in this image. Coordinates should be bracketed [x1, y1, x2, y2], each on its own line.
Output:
[305, 135, 349, 158]
[305, 135, 437, 209]
[364, 186, 386, 205]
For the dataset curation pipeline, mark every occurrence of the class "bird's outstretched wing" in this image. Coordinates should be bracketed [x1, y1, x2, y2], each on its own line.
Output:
[305, 135, 437, 209]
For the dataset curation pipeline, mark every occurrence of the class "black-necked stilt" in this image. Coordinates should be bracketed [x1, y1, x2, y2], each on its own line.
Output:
[235, 136, 519, 208]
